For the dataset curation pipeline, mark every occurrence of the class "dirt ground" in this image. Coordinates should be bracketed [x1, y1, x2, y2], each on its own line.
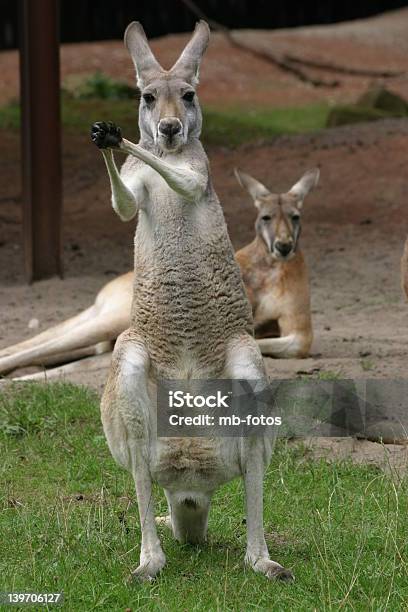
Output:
[1, 9, 408, 465]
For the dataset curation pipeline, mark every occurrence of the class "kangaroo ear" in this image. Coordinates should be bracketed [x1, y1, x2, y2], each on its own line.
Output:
[124, 21, 163, 88]
[170, 21, 210, 86]
[288, 167, 320, 208]
[234, 168, 271, 208]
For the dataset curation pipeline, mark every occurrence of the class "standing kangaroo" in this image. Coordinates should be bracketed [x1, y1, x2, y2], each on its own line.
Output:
[92, 21, 292, 581]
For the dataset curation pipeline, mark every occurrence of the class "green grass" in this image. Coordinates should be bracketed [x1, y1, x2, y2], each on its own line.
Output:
[0, 101, 20, 130]
[0, 98, 329, 147]
[203, 105, 328, 146]
[1, 383, 407, 610]
[63, 71, 139, 101]
[361, 359, 375, 372]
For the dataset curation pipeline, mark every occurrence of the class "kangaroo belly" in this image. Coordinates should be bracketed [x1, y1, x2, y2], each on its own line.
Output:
[131, 211, 253, 376]
[120, 194, 253, 489]
[150, 437, 241, 490]
[132, 281, 231, 376]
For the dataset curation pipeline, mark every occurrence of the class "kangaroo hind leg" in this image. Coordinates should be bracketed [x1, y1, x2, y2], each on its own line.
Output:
[101, 330, 165, 581]
[225, 333, 294, 580]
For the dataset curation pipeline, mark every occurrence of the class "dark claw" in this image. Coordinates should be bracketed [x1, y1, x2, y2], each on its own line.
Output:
[90, 121, 122, 149]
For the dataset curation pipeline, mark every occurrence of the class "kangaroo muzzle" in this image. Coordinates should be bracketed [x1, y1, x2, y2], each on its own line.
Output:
[158, 117, 183, 137]
[157, 117, 183, 150]
[273, 239, 294, 260]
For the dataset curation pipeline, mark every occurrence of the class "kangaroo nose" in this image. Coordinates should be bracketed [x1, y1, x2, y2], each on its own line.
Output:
[275, 241, 293, 257]
[158, 118, 182, 137]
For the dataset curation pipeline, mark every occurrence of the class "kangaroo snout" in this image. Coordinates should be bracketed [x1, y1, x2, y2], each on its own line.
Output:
[158, 117, 183, 137]
[274, 241, 293, 257]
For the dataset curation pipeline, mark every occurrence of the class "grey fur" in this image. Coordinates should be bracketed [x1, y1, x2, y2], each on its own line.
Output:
[99, 21, 292, 582]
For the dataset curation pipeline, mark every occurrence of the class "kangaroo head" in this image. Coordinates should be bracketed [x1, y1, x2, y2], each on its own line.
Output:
[124, 20, 210, 153]
[235, 167, 320, 261]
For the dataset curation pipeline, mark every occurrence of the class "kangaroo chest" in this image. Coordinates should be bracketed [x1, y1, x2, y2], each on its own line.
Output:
[255, 275, 285, 322]
[243, 263, 285, 323]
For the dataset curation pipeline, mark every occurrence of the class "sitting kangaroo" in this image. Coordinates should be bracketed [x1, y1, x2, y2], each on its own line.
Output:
[402, 237, 408, 300]
[0, 168, 317, 376]
[91, 21, 292, 581]
[235, 167, 319, 358]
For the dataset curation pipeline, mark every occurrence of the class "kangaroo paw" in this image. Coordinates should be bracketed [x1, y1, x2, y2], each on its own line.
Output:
[91, 121, 122, 149]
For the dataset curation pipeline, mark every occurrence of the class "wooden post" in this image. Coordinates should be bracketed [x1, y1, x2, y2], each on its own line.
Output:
[19, 0, 62, 282]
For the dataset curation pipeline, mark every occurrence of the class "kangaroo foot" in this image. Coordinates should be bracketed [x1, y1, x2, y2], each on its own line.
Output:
[155, 515, 172, 529]
[246, 554, 294, 581]
[129, 549, 166, 583]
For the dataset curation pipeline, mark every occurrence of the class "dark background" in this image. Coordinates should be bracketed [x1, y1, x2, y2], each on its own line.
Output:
[1, 0, 407, 50]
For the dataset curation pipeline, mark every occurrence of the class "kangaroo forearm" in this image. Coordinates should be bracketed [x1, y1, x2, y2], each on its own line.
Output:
[119, 138, 207, 201]
[102, 150, 138, 221]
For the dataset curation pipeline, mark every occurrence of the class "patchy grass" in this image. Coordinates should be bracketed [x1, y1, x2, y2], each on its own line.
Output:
[203, 104, 329, 146]
[1, 383, 407, 609]
[0, 97, 329, 147]
[297, 369, 343, 381]
[63, 71, 139, 101]
[0, 100, 20, 130]
[361, 358, 375, 372]
[316, 370, 343, 380]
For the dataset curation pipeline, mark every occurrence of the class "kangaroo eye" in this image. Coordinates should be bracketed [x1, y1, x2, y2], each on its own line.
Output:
[182, 91, 195, 102]
[143, 93, 155, 104]
[291, 213, 300, 221]
[261, 215, 271, 222]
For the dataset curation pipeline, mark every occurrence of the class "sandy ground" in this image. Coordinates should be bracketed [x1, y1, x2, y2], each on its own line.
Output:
[1, 9, 408, 465]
